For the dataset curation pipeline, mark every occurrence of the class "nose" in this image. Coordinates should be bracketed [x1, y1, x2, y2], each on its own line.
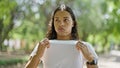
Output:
[59, 21, 64, 26]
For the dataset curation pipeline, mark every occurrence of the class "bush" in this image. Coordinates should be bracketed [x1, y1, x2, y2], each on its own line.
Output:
[0, 58, 28, 66]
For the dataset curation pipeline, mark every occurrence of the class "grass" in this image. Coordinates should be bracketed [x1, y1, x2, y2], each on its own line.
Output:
[0, 56, 28, 66]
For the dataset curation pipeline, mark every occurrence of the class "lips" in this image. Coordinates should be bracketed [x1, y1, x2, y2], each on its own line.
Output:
[58, 27, 65, 32]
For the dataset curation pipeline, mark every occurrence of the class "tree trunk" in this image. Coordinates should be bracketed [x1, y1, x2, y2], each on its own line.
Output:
[0, 11, 14, 51]
[103, 34, 108, 53]
[0, 19, 3, 50]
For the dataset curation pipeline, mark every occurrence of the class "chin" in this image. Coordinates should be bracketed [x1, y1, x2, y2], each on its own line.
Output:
[57, 33, 69, 36]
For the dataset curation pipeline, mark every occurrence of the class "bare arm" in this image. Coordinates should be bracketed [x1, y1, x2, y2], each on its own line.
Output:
[25, 55, 41, 68]
[25, 38, 50, 68]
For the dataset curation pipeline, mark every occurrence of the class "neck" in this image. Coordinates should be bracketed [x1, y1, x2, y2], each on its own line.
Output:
[57, 34, 72, 40]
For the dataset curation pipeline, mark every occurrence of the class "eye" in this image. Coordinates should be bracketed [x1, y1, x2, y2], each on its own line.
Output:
[55, 19, 59, 22]
[64, 18, 69, 22]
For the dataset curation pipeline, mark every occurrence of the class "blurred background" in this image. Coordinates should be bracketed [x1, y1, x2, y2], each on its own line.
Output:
[0, 0, 120, 68]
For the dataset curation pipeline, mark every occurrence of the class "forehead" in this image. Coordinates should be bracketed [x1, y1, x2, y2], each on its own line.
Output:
[54, 10, 71, 18]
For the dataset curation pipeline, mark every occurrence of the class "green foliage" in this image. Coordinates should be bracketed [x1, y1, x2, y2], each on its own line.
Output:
[0, 0, 120, 53]
[0, 57, 28, 66]
[0, 0, 17, 51]
[0, 0, 17, 19]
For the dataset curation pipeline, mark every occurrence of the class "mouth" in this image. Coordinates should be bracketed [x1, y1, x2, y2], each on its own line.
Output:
[58, 27, 65, 32]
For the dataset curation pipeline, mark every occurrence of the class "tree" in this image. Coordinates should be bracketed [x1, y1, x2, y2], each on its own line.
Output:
[0, 0, 17, 51]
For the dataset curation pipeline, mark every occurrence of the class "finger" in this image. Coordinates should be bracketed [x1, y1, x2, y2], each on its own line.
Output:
[46, 40, 50, 48]
[77, 42, 84, 48]
[43, 38, 49, 44]
[45, 40, 50, 45]
[44, 38, 49, 42]
[41, 39, 49, 48]
[46, 44, 50, 48]
[78, 41, 84, 46]
[76, 45, 81, 50]
[39, 41, 47, 48]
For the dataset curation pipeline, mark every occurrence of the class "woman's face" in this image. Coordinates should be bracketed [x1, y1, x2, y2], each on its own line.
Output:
[54, 10, 74, 37]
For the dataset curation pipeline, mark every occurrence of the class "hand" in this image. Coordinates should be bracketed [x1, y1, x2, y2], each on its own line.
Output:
[76, 40, 94, 62]
[39, 38, 50, 48]
[37, 38, 50, 58]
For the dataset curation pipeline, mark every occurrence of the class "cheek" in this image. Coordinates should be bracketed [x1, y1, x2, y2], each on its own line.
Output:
[68, 22, 73, 29]
[54, 23, 58, 31]
[66, 24, 73, 32]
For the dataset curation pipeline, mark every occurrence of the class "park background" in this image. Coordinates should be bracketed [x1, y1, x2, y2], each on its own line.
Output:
[0, 0, 120, 68]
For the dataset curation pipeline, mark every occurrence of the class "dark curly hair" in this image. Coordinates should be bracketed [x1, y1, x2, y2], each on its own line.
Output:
[46, 5, 79, 40]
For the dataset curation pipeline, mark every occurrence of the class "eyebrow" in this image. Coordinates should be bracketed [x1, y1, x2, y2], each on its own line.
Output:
[64, 17, 69, 19]
[54, 17, 59, 19]
[54, 17, 69, 19]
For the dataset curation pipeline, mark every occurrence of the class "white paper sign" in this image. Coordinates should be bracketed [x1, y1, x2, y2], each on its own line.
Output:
[42, 40, 83, 68]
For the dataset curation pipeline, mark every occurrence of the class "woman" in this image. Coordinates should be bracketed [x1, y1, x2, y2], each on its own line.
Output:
[25, 4, 98, 68]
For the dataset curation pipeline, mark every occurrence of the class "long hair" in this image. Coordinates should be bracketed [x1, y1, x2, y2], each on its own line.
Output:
[46, 5, 79, 40]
